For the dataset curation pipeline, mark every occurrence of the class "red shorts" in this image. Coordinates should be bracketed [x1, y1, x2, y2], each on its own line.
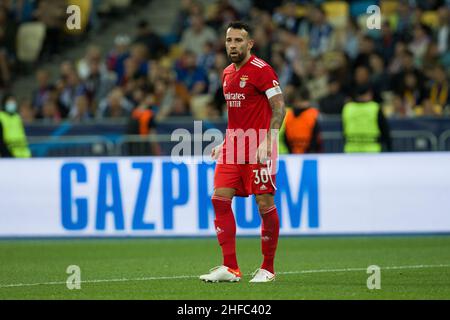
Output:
[214, 162, 277, 197]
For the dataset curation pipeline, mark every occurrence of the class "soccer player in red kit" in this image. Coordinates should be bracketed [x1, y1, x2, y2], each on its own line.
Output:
[200, 22, 286, 283]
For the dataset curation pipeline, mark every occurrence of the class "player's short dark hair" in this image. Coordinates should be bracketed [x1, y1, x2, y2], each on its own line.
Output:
[227, 21, 252, 37]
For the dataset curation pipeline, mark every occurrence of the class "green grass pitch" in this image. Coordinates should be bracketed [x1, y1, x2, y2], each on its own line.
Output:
[0, 236, 449, 300]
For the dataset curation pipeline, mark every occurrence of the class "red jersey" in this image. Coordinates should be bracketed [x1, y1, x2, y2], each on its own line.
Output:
[221, 55, 281, 164]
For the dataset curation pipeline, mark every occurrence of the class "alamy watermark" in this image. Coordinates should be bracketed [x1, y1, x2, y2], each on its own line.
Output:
[170, 121, 280, 172]
[367, 265, 381, 290]
[66, 5, 81, 30]
[366, 5, 382, 30]
[66, 265, 81, 290]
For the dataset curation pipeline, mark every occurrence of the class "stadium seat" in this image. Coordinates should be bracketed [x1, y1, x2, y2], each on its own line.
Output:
[205, 3, 218, 21]
[380, 0, 398, 16]
[16, 22, 46, 63]
[421, 11, 439, 29]
[295, 5, 307, 18]
[322, 1, 349, 28]
[168, 44, 183, 61]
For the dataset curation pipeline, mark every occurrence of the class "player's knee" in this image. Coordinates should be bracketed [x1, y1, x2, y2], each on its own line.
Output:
[213, 188, 235, 199]
[211, 196, 230, 209]
[256, 197, 274, 216]
[258, 206, 271, 216]
[212, 189, 234, 212]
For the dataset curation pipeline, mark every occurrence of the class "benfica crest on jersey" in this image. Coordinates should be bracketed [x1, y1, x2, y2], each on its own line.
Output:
[240, 75, 249, 88]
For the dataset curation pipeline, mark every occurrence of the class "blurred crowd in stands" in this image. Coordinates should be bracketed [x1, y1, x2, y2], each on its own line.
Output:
[1, 0, 450, 126]
[1, 0, 90, 89]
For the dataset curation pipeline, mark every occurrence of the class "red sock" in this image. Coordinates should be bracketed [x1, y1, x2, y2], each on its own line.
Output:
[212, 196, 238, 270]
[260, 206, 280, 274]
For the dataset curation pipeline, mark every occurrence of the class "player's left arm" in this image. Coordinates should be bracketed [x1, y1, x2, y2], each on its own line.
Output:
[255, 65, 286, 162]
[258, 93, 286, 162]
[268, 93, 286, 139]
[267, 93, 286, 156]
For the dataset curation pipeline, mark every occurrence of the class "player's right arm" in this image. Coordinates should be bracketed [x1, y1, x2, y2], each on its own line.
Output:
[211, 141, 225, 160]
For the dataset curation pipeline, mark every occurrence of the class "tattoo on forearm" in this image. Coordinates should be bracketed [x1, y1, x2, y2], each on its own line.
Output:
[269, 95, 286, 132]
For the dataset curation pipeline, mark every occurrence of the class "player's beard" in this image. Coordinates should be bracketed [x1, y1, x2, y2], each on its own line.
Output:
[228, 51, 247, 64]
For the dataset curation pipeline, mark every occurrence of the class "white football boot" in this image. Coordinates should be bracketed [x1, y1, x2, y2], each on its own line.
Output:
[249, 268, 275, 283]
[199, 266, 242, 283]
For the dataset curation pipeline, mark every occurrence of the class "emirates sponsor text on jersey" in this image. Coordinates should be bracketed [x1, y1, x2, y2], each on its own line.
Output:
[225, 92, 246, 108]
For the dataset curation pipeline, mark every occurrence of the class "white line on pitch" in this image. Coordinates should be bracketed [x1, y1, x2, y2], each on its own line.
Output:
[0, 264, 449, 289]
[279, 264, 450, 274]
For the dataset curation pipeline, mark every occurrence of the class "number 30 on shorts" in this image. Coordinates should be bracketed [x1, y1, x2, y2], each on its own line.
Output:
[253, 169, 269, 185]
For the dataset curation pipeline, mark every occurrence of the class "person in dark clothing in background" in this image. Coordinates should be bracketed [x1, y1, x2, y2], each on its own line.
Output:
[390, 50, 426, 96]
[319, 77, 347, 115]
[134, 20, 168, 60]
